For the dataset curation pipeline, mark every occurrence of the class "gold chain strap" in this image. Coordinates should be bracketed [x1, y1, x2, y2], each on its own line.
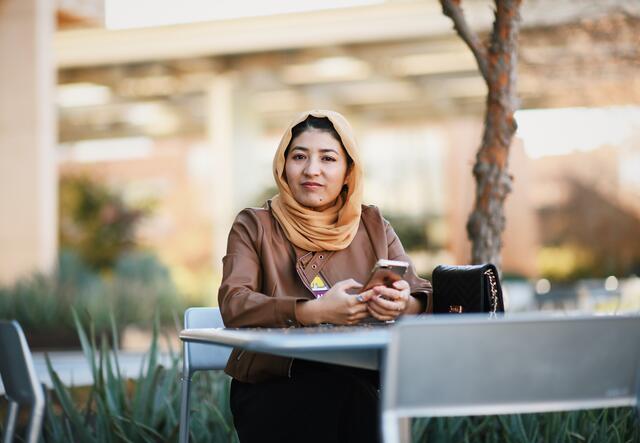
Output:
[484, 268, 499, 318]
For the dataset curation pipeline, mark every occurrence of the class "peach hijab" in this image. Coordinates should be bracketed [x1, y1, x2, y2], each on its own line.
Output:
[270, 110, 364, 252]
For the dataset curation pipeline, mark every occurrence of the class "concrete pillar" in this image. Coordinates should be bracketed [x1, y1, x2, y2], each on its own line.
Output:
[0, 0, 57, 284]
[206, 73, 235, 276]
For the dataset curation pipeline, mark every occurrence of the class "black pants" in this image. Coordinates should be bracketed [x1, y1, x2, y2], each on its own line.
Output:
[230, 360, 381, 443]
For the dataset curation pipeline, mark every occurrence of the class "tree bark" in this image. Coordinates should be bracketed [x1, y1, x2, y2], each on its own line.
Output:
[440, 0, 522, 271]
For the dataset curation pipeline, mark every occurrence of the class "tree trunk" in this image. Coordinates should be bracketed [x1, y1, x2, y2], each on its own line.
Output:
[441, 0, 523, 271]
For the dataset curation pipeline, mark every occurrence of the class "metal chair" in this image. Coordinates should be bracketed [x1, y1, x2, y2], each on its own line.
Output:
[179, 307, 232, 443]
[382, 313, 640, 443]
[0, 320, 45, 443]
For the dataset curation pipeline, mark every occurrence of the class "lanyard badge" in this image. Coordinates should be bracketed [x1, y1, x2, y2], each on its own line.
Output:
[310, 274, 329, 298]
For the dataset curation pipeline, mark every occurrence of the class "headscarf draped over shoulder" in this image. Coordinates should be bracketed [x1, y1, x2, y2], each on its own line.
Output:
[270, 110, 363, 251]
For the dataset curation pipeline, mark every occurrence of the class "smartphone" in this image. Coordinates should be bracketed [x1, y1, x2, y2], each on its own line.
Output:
[361, 259, 409, 292]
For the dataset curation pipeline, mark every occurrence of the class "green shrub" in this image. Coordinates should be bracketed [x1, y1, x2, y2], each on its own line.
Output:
[59, 175, 155, 271]
[384, 214, 430, 252]
[0, 250, 184, 348]
[110, 251, 185, 328]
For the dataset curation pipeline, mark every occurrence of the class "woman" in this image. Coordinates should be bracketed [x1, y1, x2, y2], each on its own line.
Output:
[218, 110, 431, 443]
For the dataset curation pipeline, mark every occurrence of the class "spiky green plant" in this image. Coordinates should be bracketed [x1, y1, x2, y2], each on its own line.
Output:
[411, 408, 640, 443]
[44, 311, 237, 442]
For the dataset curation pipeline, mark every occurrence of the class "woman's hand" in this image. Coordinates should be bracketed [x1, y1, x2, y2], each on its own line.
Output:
[296, 279, 376, 325]
[366, 280, 415, 321]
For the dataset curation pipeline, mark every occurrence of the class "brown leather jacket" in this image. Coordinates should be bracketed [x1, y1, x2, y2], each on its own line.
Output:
[218, 202, 432, 383]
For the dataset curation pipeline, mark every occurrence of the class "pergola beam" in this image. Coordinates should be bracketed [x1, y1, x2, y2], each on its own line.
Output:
[54, 0, 635, 69]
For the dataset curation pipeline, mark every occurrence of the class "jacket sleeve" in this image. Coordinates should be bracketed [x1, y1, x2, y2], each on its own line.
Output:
[218, 209, 306, 328]
[384, 218, 433, 313]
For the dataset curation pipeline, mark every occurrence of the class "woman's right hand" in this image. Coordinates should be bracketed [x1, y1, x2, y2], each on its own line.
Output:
[296, 279, 376, 325]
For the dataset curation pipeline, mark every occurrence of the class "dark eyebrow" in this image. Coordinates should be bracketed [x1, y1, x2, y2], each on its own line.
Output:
[290, 146, 340, 154]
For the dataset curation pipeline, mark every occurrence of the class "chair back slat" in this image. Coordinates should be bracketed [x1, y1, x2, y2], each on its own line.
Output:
[184, 307, 231, 375]
[0, 320, 46, 443]
[0, 321, 43, 406]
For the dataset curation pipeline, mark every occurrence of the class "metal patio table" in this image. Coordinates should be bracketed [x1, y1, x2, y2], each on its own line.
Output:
[179, 323, 392, 370]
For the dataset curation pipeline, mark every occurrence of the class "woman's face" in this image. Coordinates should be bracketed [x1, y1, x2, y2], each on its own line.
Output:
[284, 129, 349, 211]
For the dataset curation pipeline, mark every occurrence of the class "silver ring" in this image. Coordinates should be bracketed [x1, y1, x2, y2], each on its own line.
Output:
[355, 294, 364, 303]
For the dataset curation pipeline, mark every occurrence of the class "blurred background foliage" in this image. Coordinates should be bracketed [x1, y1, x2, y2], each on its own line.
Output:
[59, 175, 156, 270]
[0, 250, 184, 348]
[0, 175, 185, 348]
[384, 214, 431, 252]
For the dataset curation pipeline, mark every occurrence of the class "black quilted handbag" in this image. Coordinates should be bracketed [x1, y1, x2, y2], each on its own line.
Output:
[432, 264, 505, 314]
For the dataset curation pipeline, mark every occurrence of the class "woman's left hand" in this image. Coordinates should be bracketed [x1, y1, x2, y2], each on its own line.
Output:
[366, 280, 411, 321]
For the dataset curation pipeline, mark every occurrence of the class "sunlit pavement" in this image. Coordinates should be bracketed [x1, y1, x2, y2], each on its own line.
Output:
[0, 351, 175, 396]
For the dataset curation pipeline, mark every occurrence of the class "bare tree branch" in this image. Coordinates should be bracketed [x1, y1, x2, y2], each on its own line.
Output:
[440, 0, 490, 82]
[439, 0, 522, 271]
